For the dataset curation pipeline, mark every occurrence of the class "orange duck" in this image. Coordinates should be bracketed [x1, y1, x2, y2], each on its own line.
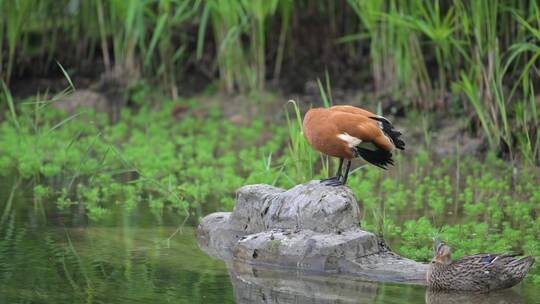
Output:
[303, 105, 404, 186]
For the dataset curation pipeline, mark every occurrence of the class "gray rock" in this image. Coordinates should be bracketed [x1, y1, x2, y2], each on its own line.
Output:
[339, 251, 428, 282]
[233, 228, 379, 272]
[230, 181, 361, 234]
[197, 181, 428, 284]
[196, 212, 242, 259]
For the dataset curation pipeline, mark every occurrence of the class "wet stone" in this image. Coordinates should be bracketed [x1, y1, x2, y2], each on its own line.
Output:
[197, 181, 428, 283]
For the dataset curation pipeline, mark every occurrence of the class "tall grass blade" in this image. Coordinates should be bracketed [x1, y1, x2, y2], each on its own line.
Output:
[1, 81, 21, 131]
[56, 61, 76, 91]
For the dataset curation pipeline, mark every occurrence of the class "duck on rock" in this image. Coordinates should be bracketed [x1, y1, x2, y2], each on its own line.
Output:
[427, 240, 535, 292]
[303, 105, 404, 186]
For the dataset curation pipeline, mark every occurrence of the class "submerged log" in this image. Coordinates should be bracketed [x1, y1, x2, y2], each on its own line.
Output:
[197, 181, 428, 283]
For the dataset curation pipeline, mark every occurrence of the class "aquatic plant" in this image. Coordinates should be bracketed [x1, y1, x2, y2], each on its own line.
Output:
[0, 89, 289, 222]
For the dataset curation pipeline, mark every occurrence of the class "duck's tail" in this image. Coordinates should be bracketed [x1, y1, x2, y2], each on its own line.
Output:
[494, 255, 536, 290]
[370, 116, 405, 150]
[355, 146, 394, 169]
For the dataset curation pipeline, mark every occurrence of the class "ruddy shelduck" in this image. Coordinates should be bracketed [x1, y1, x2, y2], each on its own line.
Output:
[303, 105, 404, 186]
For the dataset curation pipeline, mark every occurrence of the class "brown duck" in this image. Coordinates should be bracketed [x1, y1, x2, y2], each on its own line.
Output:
[427, 240, 535, 292]
[302, 105, 404, 186]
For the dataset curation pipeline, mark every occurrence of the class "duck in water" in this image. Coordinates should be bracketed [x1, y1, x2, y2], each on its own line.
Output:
[427, 240, 535, 292]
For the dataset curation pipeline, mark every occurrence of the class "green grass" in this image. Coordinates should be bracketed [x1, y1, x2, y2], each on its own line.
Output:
[197, 0, 282, 93]
[343, 0, 539, 162]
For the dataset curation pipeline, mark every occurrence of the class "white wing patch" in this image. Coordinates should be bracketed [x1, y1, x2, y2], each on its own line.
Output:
[337, 133, 362, 148]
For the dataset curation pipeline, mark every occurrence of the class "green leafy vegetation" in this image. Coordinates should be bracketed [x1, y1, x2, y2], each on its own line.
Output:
[356, 152, 539, 266]
[1, 1, 538, 161]
[0, 94, 293, 223]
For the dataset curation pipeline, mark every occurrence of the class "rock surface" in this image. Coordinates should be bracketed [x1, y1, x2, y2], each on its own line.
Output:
[230, 182, 361, 234]
[197, 181, 428, 283]
[233, 228, 379, 272]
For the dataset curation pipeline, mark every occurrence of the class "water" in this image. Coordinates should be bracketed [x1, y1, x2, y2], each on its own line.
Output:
[0, 179, 538, 303]
[0, 223, 538, 304]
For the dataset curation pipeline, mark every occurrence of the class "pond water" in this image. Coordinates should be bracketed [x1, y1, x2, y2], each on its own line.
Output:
[0, 223, 538, 304]
[0, 179, 538, 304]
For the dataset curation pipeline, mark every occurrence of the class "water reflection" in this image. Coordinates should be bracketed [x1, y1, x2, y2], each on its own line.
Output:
[229, 261, 379, 303]
[225, 261, 527, 304]
[0, 223, 235, 303]
[425, 289, 524, 304]
[229, 262, 528, 304]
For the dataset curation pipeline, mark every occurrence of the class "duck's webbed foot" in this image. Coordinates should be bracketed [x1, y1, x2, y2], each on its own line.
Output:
[320, 176, 339, 182]
[320, 178, 344, 186]
[320, 159, 351, 187]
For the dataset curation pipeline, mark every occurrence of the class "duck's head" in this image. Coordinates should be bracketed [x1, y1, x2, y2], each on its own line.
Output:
[431, 240, 452, 265]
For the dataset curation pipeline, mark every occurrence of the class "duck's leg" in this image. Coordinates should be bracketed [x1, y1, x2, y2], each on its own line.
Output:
[322, 158, 350, 186]
[323, 160, 351, 186]
[341, 160, 352, 184]
[335, 157, 344, 179]
[321, 158, 343, 184]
